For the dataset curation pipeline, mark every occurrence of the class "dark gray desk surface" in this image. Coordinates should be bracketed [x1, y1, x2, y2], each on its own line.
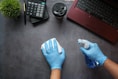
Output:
[0, 0, 118, 79]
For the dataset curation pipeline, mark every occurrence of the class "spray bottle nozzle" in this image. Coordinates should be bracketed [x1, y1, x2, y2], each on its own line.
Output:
[78, 39, 90, 49]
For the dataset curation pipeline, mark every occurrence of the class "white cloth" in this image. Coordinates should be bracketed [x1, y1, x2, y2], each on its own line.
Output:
[41, 38, 62, 54]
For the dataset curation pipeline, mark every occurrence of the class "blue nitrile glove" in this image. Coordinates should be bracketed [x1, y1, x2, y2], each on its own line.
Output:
[80, 41, 107, 66]
[41, 39, 65, 70]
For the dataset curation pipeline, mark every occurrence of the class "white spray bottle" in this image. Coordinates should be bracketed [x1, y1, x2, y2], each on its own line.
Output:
[78, 39, 99, 68]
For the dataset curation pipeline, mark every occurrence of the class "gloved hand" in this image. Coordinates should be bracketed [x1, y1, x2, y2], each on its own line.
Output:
[41, 39, 65, 70]
[80, 41, 107, 66]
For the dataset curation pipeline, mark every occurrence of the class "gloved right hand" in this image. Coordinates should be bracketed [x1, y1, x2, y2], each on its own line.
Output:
[80, 41, 107, 66]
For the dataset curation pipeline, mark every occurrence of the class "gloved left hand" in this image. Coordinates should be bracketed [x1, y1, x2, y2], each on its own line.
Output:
[41, 39, 65, 70]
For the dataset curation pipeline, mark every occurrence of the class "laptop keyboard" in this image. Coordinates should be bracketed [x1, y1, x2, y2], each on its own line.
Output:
[77, 0, 118, 29]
